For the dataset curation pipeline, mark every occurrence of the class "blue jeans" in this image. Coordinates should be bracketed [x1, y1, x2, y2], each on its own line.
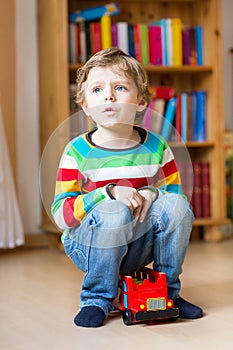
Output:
[63, 194, 194, 316]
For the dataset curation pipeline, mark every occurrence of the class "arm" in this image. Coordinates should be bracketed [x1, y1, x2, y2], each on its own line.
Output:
[51, 146, 111, 230]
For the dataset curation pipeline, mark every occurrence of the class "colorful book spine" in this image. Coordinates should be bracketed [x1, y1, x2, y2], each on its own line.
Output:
[193, 90, 207, 141]
[84, 21, 92, 58]
[68, 23, 78, 64]
[154, 19, 168, 65]
[111, 22, 118, 47]
[140, 23, 149, 65]
[166, 19, 173, 66]
[181, 92, 188, 142]
[190, 27, 197, 65]
[142, 100, 154, 130]
[134, 23, 142, 62]
[79, 22, 87, 63]
[191, 161, 211, 218]
[69, 3, 119, 23]
[192, 161, 203, 218]
[195, 26, 204, 65]
[201, 161, 211, 217]
[148, 25, 163, 65]
[160, 97, 177, 140]
[101, 15, 112, 49]
[172, 18, 183, 67]
[127, 24, 135, 57]
[91, 21, 102, 54]
[149, 86, 175, 100]
[117, 22, 129, 54]
[150, 99, 165, 134]
[182, 27, 192, 65]
[175, 94, 182, 142]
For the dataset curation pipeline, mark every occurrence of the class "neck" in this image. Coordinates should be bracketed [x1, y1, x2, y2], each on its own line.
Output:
[92, 124, 140, 149]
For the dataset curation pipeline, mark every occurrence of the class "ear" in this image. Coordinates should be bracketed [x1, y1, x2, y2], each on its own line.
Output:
[136, 98, 148, 112]
[80, 100, 89, 116]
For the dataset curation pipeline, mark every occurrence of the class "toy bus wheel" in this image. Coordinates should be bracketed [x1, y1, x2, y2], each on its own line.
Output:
[122, 309, 133, 325]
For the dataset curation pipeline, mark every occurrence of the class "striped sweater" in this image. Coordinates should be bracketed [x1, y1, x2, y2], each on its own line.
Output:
[51, 126, 183, 230]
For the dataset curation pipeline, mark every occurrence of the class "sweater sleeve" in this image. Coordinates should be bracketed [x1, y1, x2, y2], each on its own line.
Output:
[51, 146, 110, 230]
[154, 140, 185, 197]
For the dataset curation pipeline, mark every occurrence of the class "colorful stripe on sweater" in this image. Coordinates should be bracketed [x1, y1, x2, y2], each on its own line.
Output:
[51, 127, 183, 230]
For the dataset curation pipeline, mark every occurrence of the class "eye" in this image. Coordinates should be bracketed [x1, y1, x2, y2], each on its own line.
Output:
[92, 87, 102, 93]
[115, 85, 127, 92]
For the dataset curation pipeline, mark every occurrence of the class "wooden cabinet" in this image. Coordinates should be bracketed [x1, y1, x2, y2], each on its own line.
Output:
[38, 0, 229, 240]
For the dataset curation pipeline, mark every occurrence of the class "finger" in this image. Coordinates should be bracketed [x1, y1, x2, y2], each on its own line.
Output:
[139, 202, 149, 223]
[131, 192, 144, 208]
[133, 206, 142, 226]
[130, 197, 141, 209]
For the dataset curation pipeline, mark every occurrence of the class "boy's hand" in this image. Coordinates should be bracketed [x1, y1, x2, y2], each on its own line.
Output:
[109, 186, 157, 224]
[137, 189, 157, 223]
[110, 185, 144, 213]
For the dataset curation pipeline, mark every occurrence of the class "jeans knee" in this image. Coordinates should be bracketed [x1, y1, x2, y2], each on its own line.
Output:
[89, 201, 134, 248]
[154, 194, 194, 232]
[92, 200, 133, 229]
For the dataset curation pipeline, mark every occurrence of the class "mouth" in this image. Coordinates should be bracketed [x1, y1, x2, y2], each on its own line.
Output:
[103, 106, 118, 115]
[104, 107, 114, 111]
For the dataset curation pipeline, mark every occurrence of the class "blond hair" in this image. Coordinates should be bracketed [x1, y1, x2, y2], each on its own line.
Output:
[75, 47, 151, 105]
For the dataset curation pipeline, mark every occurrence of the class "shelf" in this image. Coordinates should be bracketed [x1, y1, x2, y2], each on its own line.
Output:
[69, 64, 213, 74]
[38, 0, 227, 241]
[170, 141, 215, 148]
[193, 218, 231, 227]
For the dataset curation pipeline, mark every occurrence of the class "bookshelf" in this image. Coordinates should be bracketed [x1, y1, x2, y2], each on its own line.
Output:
[38, 0, 229, 241]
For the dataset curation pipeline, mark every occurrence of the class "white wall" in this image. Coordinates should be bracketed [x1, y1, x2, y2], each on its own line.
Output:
[16, 0, 41, 233]
[221, 0, 233, 131]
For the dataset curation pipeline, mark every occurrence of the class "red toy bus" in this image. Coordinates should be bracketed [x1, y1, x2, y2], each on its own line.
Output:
[119, 267, 179, 325]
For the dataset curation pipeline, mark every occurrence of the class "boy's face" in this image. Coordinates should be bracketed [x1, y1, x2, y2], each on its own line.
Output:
[80, 65, 147, 128]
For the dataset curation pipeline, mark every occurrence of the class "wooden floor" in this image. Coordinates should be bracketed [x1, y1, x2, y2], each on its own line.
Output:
[1, 239, 233, 350]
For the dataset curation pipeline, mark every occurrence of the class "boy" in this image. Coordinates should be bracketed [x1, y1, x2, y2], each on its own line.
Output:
[51, 47, 203, 327]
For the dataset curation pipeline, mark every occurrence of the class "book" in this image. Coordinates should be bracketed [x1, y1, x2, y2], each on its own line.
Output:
[187, 92, 194, 141]
[172, 18, 183, 67]
[153, 19, 168, 65]
[181, 92, 188, 142]
[160, 97, 177, 140]
[134, 23, 142, 62]
[182, 27, 192, 65]
[68, 23, 78, 64]
[193, 90, 207, 141]
[117, 22, 129, 54]
[148, 24, 163, 65]
[111, 22, 118, 47]
[69, 3, 119, 23]
[201, 161, 211, 217]
[149, 86, 175, 100]
[140, 24, 149, 65]
[150, 99, 165, 134]
[175, 94, 182, 141]
[142, 99, 164, 134]
[153, 98, 166, 117]
[142, 100, 154, 130]
[195, 26, 204, 65]
[192, 161, 203, 218]
[190, 27, 197, 65]
[191, 161, 211, 218]
[101, 15, 112, 49]
[133, 23, 149, 64]
[166, 19, 173, 66]
[91, 21, 102, 54]
[79, 22, 87, 63]
[127, 24, 135, 57]
[84, 21, 92, 58]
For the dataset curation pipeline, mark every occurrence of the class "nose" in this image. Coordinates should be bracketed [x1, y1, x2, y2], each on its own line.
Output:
[105, 94, 115, 102]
